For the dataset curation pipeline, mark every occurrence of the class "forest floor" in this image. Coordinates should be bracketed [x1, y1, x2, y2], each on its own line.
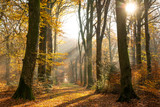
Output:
[0, 82, 159, 107]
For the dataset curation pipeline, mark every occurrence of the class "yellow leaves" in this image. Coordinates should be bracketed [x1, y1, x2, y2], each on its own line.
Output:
[70, 0, 84, 5]
[40, 9, 52, 27]
[139, 79, 160, 96]
[37, 52, 67, 67]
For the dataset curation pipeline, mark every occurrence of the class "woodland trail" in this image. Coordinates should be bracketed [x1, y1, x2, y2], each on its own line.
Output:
[0, 83, 159, 107]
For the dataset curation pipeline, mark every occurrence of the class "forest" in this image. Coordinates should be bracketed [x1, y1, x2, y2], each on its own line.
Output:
[0, 0, 160, 106]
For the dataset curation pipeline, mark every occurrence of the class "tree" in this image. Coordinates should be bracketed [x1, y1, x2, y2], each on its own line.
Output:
[38, 0, 47, 82]
[46, 0, 57, 82]
[144, 0, 152, 73]
[1, 0, 11, 85]
[5, 36, 10, 85]
[12, 0, 40, 100]
[78, 34, 83, 85]
[95, 0, 111, 93]
[46, 0, 53, 81]
[75, 58, 78, 82]
[86, 0, 94, 89]
[136, 0, 143, 67]
[77, 0, 87, 87]
[116, 0, 139, 102]
[0, 0, 29, 86]
[132, 22, 136, 66]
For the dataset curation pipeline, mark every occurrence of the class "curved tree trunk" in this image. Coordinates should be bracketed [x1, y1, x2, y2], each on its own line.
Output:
[116, 0, 139, 102]
[12, 0, 40, 100]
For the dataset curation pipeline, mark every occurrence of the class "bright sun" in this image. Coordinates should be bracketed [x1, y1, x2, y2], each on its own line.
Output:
[125, 2, 137, 14]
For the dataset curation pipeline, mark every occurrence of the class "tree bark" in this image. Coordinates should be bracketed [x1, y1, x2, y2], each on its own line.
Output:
[132, 22, 136, 66]
[78, 0, 87, 87]
[116, 0, 139, 102]
[86, 0, 94, 89]
[46, 25, 53, 81]
[144, 0, 151, 73]
[12, 0, 40, 100]
[95, 0, 110, 93]
[46, 0, 53, 82]
[107, 17, 113, 71]
[78, 34, 83, 85]
[136, 1, 142, 67]
[75, 59, 78, 83]
[83, 55, 87, 87]
[38, 25, 47, 82]
[53, 2, 61, 85]
[5, 36, 10, 85]
[70, 61, 75, 83]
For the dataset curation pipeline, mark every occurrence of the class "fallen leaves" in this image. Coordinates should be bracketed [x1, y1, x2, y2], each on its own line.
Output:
[0, 83, 159, 107]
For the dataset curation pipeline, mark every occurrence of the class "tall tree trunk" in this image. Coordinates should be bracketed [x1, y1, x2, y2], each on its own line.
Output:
[132, 22, 136, 66]
[95, 0, 102, 93]
[107, 17, 113, 70]
[46, 25, 53, 80]
[75, 59, 78, 83]
[70, 60, 75, 83]
[79, 58, 82, 84]
[12, 0, 40, 100]
[53, 3, 60, 85]
[144, 0, 151, 73]
[78, 0, 87, 87]
[116, 0, 139, 102]
[136, 1, 142, 67]
[78, 35, 83, 85]
[96, 38, 102, 92]
[54, 30, 58, 85]
[46, 0, 53, 82]
[86, 0, 94, 89]
[38, 25, 47, 82]
[95, 0, 110, 93]
[83, 55, 87, 87]
[5, 36, 10, 85]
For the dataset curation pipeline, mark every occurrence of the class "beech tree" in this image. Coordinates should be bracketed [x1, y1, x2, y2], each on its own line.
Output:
[78, 34, 83, 84]
[95, 0, 111, 93]
[116, 0, 139, 102]
[12, 0, 40, 100]
[144, 0, 152, 73]
[78, 0, 94, 87]
[38, 0, 47, 82]
[136, 0, 142, 67]
[78, 0, 87, 87]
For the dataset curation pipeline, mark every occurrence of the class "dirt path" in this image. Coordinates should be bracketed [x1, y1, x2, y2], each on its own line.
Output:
[0, 83, 159, 107]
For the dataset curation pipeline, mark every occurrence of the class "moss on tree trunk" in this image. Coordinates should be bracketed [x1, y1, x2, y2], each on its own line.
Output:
[12, 77, 35, 100]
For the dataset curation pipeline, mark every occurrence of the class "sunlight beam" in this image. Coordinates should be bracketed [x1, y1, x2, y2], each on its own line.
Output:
[125, 2, 137, 15]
